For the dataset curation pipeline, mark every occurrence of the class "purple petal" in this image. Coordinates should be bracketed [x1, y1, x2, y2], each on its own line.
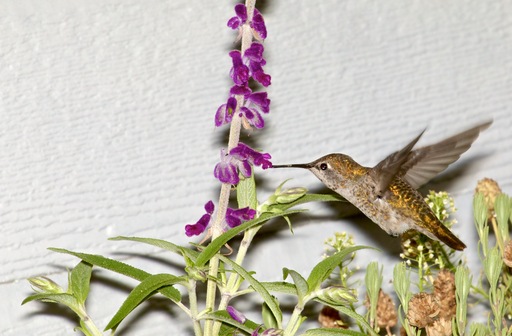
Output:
[230, 84, 252, 97]
[214, 161, 239, 184]
[227, 306, 246, 323]
[237, 160, 252, 178]
[251, 11, 267, 39]
[241, 107, 264, 129]
[253, 71, 271, 87]
[244, 42, 264, 62]
[248, 92, 270, 112]
[214, 104, 226, 127]
[204, 201, 214, 214]
[185, 223, 206, 237]
[229, 51, 250, 85]
[234, 4, 248, 22]
[227, 17, 241, 29]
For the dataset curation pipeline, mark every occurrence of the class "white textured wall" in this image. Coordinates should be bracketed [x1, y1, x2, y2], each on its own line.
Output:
[1, 1, 511, 335]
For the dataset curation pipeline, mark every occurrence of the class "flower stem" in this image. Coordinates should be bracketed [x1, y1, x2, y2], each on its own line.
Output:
[204, 2, 257, 335]
[187, 278, 203, 336]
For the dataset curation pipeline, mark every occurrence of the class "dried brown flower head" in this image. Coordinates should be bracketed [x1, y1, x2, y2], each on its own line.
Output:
[376, 290, 397, 330]
[407, 292, 439, 328]
[504, 240, 512, 268]
[429, 317, 453, 336]
[318, 306, 347, 329]
[433, 270, 456, 319]
[475, 178, 502, 216]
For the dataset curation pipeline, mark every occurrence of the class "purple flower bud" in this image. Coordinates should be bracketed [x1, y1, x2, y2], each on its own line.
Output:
[227, 306, 247, 323]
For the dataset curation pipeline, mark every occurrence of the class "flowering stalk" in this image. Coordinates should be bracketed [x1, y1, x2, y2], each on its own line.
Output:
[195, 1, 271, 335]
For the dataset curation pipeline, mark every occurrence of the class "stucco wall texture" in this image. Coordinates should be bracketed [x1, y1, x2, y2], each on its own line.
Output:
[1, 1, 511, 334]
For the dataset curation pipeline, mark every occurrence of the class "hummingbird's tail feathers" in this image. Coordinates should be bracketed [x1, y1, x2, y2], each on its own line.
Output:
[420, 225, 467, 251]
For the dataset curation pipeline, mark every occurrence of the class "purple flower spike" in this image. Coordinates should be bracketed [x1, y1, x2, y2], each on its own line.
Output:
[227, 4, 248, 30]
[185, 201, 215, 237]
[215, 97, 237, 127]
[227, 306, 247, 323]
[226, 207, 256, 228]
[229, 51, 250, 85]
[251, 10, 267, 40]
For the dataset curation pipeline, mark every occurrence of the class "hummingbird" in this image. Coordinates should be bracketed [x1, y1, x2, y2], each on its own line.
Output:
[273, 121, 492, 251]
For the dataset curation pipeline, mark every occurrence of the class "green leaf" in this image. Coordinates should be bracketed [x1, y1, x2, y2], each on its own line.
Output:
[317, 301, 379, 336]
[69, 261, 93, 305]
[109, 236, 199, 261]
[260, 281, 298, 295]
[270, 193, 344, 212]
[237, 171, 258, 210]
[218, 255, 283, 328]
[307, 246, 369, 291]
[22, 293, 79, 311]
[49, 248, 182, 302]
[262, 300, 279, 329]
[282, 268, 309, 303]
[104, 273, 182, 331]
[303, 328, 370, 336]
[202, 310, 260, 334]
[195, 209, 306, 267]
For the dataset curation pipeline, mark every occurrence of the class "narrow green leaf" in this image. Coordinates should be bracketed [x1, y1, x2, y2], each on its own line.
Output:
[307, 246, 369, 291]
[303, 328, 369, 336]
[105, 273, 182, 331]
[262, 300, 279, 329]
[260, 281, 298, 295]
[69, 261, 93, 305]
[218, 255, 282, 328]
[317, 301, 379, 336]
[49, 248, 182, 302]
[22, 292, 78, 309]
[278, 193, 345, 210]
[202, 310, 260, 334]
[109, 236, 199, 261]
[195, 209, 306, 267]
[282, 268, 309, 303]
[237, 171, 258, 210]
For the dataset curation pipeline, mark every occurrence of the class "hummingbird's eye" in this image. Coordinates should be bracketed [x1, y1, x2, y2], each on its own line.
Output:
[319, 163, 328, 170]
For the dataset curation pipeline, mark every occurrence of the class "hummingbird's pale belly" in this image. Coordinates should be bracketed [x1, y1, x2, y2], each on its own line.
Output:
[335, 176, 435, 239]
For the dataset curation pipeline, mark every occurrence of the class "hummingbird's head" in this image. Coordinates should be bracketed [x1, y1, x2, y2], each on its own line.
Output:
[273, 153, 362, 191]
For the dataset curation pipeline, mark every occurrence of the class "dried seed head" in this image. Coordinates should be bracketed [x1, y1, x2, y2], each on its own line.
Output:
[427, 317, 453, 336]
[475, 178, 502, 216]
[504, 240, 512, 268]
[407, 293, 439, 328]
[318, 306, 347, 329]
[376, 290, 397, 329]
[433, 270, 456, 319]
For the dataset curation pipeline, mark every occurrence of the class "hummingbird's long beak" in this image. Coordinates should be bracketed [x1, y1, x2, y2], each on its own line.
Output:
[272, 163, 313, 169]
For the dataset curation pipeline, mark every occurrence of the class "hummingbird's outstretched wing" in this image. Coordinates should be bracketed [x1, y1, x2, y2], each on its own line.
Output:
[398, 121, 492, 188]
[370, 129, 425, 196]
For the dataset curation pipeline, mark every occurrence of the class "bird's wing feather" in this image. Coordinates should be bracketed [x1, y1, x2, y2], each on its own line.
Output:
[399, 121, 492, 188]
[370, 129, 425, 196]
